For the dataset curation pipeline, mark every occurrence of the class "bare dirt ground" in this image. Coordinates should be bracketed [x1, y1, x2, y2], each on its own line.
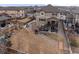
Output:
[9, 28, 64, 54]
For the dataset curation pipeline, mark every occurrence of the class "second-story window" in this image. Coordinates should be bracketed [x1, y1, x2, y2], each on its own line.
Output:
[40, 11, 45, 16]
[52, 13, 57, 15]
[41, 13, 44, 15]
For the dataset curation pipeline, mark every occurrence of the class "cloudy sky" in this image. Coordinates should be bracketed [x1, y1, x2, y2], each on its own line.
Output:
[0, 0, 79, 6]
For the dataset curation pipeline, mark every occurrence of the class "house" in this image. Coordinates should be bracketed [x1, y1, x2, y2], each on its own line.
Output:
[32, 5, 68, 32]
[73, 13, 79, 34]
[66, 9, 79, 33]
[34, 5, 59, 27]
[0, 7, 26, 18]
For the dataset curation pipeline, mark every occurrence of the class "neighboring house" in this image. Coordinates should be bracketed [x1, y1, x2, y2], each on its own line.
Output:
[74, 13, 79, 23]
[0, 8, 26, 18]
[26, 7, 35, 17]
[73, 13, 79, 34]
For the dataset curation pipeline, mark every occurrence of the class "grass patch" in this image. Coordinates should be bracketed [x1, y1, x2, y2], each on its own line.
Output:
[70, 39, 78, 47]
[68, 34, 78, 47]
[44, 33, 64, 41]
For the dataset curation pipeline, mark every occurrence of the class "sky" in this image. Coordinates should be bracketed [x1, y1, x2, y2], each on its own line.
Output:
[0, 0, 79, 6]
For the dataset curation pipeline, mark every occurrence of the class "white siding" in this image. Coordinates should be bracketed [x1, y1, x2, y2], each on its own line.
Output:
[75, 14, 79, 23]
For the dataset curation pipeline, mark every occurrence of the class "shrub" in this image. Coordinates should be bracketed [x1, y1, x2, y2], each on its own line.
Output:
[70, 39, 78, 47]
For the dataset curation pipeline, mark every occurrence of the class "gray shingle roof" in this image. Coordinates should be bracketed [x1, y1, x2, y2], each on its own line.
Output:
[0, 15, 11, 21]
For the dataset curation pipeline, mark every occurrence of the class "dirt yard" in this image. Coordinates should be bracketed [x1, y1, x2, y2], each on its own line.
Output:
[9, 28, 64, 54]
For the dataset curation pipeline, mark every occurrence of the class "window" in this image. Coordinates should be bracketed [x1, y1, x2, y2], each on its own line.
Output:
[40, 11, 45, 16]
[41, 13, 44, 15]
[39, 19, 46, 21]
[52, 13, 57, 15]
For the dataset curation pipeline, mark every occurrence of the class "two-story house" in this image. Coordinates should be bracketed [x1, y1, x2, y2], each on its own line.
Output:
[33, 5, 60, 32]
